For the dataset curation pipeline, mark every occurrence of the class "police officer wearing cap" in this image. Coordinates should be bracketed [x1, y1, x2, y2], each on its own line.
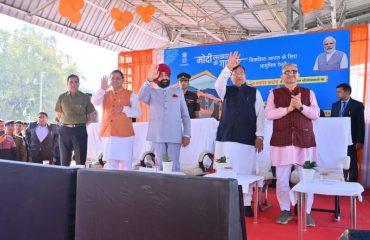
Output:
[177, 73, 200, 119]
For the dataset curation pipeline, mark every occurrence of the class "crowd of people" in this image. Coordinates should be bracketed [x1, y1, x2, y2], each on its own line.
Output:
[0, 51, 364, 227]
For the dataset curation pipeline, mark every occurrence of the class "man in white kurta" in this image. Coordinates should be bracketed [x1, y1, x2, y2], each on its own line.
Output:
[215, 51, 265, 217]
[91, 70, 141, 170]
[265, 63, 320, 226]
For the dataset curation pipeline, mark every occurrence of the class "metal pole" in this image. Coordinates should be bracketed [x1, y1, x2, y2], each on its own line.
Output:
[298, 192, 303, 240]
[253, 181, 258, 224]
[39, 72, 45, 112]
[350, 196, 357, 229]
[303, 193, 307, 231]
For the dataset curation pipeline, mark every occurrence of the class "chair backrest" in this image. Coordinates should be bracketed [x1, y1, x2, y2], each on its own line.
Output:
[313, 118, 351, 173]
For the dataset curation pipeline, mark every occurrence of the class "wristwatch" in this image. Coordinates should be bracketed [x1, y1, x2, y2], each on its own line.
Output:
[257, 136, 264, 140]
[299, 105, 304, 111]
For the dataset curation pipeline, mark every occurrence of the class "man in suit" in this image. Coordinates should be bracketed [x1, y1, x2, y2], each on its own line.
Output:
[331, 83, 364, 182]
[139, 64, 191, 171]
[26, 112, 59, 164]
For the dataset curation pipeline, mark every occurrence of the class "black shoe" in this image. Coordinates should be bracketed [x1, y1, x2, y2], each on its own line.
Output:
[244, 206, 254, 217]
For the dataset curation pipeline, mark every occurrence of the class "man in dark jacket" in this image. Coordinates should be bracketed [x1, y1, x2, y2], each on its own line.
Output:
[331, 83, 365, 182]
[26, 112, 59, 164]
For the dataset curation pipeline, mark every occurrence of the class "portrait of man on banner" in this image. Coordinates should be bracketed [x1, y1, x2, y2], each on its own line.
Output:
[313, 36, 349, 71]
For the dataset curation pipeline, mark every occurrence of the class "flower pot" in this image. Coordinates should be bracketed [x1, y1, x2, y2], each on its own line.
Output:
[162, 161, 173, 173]
[214, 162, 227, 173]
[301, 168, 315, 182]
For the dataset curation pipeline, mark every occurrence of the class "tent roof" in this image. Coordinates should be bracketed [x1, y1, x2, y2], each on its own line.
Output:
[1, 0, 369, 52]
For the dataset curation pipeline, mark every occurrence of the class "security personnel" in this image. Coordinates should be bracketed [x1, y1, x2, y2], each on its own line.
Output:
[15, 120, 29, 161]
[177, 72, 200, 118]
[55, 74, 96, 166]
[6, 120, 27, 161]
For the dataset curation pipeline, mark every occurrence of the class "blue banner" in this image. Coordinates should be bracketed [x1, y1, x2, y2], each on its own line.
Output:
[165, 29, 350, 117]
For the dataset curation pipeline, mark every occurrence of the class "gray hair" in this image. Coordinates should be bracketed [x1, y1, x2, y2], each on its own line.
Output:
[281, 63, 298, 73]
[323, 36, 336, 45]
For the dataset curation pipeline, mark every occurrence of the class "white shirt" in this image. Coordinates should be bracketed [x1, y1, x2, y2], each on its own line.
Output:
[36, 125, 48, 143]
[215, 66, 265, 137]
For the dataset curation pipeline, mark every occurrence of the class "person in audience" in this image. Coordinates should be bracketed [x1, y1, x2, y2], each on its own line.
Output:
[320, 109, 325, 117]
[15, 120, 30, 161]
[0, 119, 4, 131]
[0, 120, 17, 160]
[313, 36, 348, 71]
[331, 83, 364, 182]
[25, 112, 59, 164]
[139, 64, 191, 171]
[53, 117, 61, 165]
[177, 72, 200, 119]
[214, 51, 265, 217]
[55, 74, 96, 166]
[86, 93, 99, 123]
[6, 120, 27, 161]
[91, 70, 141, 170]
[265, 63, 320, 227]
[22, 122, 29, 136]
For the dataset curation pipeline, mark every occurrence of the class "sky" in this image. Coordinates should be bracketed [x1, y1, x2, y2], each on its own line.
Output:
[0, 13, 118, 93]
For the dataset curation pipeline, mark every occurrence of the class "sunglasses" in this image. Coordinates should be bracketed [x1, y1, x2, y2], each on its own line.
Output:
[283, 70, 298, 75]
[179, 79, 189, 82]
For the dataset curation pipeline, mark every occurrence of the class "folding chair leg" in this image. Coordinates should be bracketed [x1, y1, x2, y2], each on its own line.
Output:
[258, 180, 272, 212]
[334, 196, 341, 221]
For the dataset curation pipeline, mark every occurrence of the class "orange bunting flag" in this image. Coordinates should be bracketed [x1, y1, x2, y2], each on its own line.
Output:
[58, 0, 84, 24]
[111, 8, 133, 32]
[135, 3, 156, 23]
[300, 0, 325, 14]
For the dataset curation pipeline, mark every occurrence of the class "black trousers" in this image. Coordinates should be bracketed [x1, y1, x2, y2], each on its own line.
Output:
[31, 152, 53, 164]
[59, 126, 88, 166]
[345, 144, 358, 182]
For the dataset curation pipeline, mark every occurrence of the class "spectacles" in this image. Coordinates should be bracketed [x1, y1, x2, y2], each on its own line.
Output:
[324, 42, 334, 46]
[232, 71, 245, 75]
[179, 79, 189, 82]
[283, 70, 298, 75]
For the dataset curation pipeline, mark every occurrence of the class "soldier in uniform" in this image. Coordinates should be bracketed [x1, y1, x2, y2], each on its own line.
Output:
[4, 120, 26, 161]
[15, 120, 29, 162]
[139, 64, 191, 171]
[177, 72, 200, 119]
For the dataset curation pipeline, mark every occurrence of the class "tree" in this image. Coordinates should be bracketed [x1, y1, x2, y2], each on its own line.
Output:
[0, 26, 82, 121]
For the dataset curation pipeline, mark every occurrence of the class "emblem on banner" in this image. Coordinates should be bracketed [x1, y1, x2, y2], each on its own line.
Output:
[181, 52, 188, 66]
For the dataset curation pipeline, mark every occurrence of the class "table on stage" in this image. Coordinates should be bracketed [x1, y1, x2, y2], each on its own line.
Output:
[290, 180, 364, 240]
[205, 172, 264, 224]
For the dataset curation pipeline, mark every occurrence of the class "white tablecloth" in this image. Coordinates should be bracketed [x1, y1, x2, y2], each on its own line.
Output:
[87, 118, 218, 168]
[88, 117, 351, 173]
[290, 180, 364, 205]
[258, 117, 352, 172]
[205, 172, 264, 194]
